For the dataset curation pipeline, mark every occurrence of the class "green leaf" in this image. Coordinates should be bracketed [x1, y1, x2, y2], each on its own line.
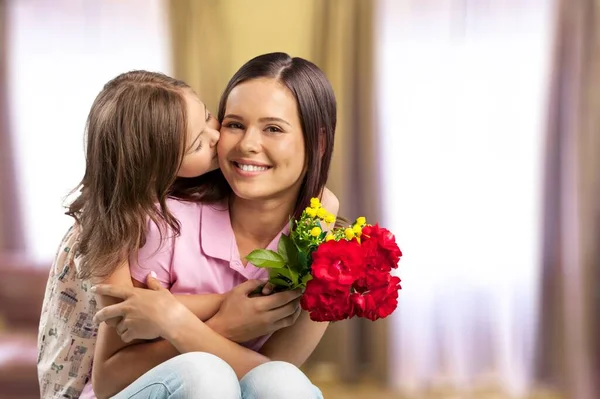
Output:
[245, 250, 286, 269]
[298, 251, 308, 270]
[268, 267, 287, 282]
[270, 266, 298, 285]
[301, 273, 313, 285]
[287, 267, 299, 285]
[278, 234, 299, 267]
[269, 277, 291, 288]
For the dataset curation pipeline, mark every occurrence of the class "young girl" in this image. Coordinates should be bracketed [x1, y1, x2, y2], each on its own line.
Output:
[37, 70, 307, 399]
[91, 52, 339, 399]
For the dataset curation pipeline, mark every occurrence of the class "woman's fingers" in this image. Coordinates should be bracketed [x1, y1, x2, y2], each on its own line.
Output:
[270, 298, 301, 322]
[94, 303, 127, 324]
[91, 284, 133, 300]
[104, 316, 122, 328]
[262, 282, 275, 295]
[274, 304, 303, 331]
[261, 288, 302, 311]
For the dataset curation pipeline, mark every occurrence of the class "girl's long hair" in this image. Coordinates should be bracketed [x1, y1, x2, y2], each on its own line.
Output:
[67, 70, 191, 280]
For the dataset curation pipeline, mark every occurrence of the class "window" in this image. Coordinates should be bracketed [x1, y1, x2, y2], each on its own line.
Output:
[7, 0, 171, 262]
[376, 0, 554, 393]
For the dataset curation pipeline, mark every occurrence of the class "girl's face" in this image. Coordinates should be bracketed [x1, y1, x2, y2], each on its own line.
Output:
[177, 91, 220, 178]
[218, 78, 306, 204]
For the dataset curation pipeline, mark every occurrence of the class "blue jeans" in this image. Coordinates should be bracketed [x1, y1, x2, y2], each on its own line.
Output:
[111, 352, 324, 398]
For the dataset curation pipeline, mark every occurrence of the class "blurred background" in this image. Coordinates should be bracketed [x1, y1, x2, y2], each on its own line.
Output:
[0, 0, 598, 398]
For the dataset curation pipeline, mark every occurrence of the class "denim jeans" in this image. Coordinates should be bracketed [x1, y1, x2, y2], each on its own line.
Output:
[110, 352, 324, 399]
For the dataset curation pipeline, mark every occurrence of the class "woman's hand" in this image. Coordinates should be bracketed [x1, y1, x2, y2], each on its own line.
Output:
[92, 272, 192, 343]
[207, 280, 303, 343]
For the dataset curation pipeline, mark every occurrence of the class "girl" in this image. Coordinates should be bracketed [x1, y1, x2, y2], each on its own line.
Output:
[37, 70, 307, 398]
[92, 52, 339, 399]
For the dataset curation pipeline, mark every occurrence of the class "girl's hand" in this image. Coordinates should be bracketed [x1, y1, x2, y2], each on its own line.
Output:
[92, 273, 193, 343]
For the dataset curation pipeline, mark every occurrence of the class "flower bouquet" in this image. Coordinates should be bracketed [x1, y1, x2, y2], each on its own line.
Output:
[246, 198, 402, 322]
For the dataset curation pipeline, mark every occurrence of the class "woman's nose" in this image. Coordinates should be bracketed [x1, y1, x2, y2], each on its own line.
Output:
[238, 127, 261, 153]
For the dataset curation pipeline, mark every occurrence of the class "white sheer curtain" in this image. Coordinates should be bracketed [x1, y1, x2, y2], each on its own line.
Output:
[6, 0, 171, 263]
[376, 0, 554, 395]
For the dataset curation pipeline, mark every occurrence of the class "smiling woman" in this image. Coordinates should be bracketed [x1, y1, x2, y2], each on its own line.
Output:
[217, 53, 337, 221]
[219, 78, 306, 205]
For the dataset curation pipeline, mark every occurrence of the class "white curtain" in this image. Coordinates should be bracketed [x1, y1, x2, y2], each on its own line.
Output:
[6, 0, 171, 263]
[376, 0, 555, 395]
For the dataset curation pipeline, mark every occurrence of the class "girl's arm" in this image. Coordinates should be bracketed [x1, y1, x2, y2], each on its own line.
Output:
[258, 188, 340, 366]
[91, 265, 269, 399]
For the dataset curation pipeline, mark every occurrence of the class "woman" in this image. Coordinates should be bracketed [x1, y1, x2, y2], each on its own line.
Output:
[93, 52, 339, 398]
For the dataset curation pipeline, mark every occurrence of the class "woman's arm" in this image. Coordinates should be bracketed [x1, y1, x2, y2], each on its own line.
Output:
[91, 263, 224, 398]
[92, 274, 262, 399]
[92, 274, 303, 398]
[258, 188, 340, 366]
[258, 311, 328, 366]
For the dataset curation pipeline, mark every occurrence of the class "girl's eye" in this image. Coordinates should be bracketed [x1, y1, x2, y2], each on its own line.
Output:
[226, 122, 244, 130]
[194, 140, 203, 152]
[266, 126, 283, 133]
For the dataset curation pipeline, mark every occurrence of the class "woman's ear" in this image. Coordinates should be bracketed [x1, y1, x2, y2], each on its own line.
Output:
[319, 129, 326, 157]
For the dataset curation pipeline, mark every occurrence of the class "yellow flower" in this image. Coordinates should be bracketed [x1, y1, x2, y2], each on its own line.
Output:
[317, 208, 328, 219]
[324, 214, 336, 224]
[353, 224, 362, 236]
[310, 226, 322, 237]
[310, 197, 321, 209]
[356, 216, 366, 226]
[305, 207, 317, 218]
[344, 228, 355, 240]
[325, 234, 335, 242]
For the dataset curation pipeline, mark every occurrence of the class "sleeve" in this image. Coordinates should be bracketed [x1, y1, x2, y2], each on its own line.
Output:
[129, 218, 175, 289]
[38, 226, 96, 398]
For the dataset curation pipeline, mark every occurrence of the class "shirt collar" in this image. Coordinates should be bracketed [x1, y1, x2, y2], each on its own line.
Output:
[200, 202, 235, 262]
[200, 202, 292, 264]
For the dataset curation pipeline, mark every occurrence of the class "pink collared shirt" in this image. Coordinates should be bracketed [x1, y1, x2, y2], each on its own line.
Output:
[129, 198, 288, 351]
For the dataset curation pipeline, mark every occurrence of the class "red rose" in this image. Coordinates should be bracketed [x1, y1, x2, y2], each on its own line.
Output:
[302, 279, 355, 321]
[310, 239, 364, 286]
[354, 268, 396, 293]
[353, 275, 401, 321]
[300, 225, 402, 322]
[361, 224, 402, 272]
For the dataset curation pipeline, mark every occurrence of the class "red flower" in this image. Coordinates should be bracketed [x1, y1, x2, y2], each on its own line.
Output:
[301, 279, 355, 321]
[310, 239, 363, 286]
[354, 267, 393, 293]
[300, 224, 403, 322]
[361, 224, 402, 272]
[353, 275, 401, 321]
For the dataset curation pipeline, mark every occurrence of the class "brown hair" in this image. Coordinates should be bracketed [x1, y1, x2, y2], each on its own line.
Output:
[173, 52, 337, 220]
[67, 70, 192, 280]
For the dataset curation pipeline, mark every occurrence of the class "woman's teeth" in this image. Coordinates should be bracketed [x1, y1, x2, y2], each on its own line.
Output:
[237, 163, 269, 172]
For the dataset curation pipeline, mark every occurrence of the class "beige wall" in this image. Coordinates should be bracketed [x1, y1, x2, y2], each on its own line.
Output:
[222, 0, 316, 66]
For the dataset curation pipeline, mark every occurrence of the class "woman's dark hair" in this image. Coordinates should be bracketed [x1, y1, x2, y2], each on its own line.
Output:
[174, 52, 337, 220]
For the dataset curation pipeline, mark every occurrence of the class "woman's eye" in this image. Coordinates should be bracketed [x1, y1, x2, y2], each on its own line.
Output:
[266, 126, 283, 133]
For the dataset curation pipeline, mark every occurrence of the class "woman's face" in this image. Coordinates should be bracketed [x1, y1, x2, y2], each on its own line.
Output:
[218, 78, 306, 204]
[178, 90, 220, 178]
